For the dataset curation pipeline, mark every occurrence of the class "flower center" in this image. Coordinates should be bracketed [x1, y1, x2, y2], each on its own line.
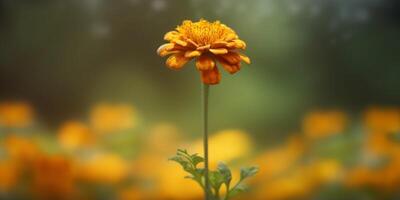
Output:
[176, 20, 236, 46]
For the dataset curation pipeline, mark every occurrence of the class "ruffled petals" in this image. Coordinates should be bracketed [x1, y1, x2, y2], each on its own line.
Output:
[200, 66, 221, 85]
[166, 53, 191, 70]
[209, 48, 228, 55]
[217, 57, 241, 74]
[219, 52, 241, 64]
[196, 55, 215, 71]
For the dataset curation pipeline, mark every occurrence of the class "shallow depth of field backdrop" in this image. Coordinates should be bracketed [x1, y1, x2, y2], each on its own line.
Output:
[1, 0, 400, 200]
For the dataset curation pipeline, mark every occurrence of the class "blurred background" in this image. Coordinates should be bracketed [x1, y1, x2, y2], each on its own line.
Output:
[0, 0, 400, 199]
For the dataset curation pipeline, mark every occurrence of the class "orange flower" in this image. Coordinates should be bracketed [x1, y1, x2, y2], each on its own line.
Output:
[89, 103, 136, 134]
[302, 110, 347, 139]
[57, 121, 95, 150]
[32, 155, 75, 200]
[157, 19, 250, 85]
[0, 101, 34, 127]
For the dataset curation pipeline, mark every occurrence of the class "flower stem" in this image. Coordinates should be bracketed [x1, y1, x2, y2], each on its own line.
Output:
[202, 83, 210, 200]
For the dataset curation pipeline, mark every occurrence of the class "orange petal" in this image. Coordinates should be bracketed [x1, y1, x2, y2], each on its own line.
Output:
[166, 53, 191, 69]
[197, 45, 211, 51]
[217, 58, 241, 74]
[186, 39, 199, 48]
[219, 52, 241, 64]
[196, 55, 215, 71]
[211, 41, 229, 49]
[240, 54, 251, 64]
[184, 50, 202, 58]
[200, 67, 221, 85]
[209, 48, 228, 55]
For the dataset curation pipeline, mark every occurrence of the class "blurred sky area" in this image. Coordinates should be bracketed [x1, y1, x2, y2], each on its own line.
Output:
[0, 0, 399, 141]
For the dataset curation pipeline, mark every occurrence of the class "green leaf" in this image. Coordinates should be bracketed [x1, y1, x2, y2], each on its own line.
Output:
[240, 166, 259, 181]
[209, 170, 224, 191]
[229, 184, 247, 197]
[191, 154, 205, 167]
[217, 162, 232, 186]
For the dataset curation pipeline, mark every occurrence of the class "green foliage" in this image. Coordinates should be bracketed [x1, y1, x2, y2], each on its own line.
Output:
[169, 149, 258, 200]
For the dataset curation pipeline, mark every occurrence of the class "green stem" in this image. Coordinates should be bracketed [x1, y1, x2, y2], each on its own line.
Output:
[202, 83, 210, 200]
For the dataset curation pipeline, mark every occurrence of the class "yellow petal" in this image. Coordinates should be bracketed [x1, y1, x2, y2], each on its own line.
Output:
[200, 67, 221, 85]
[240, 54, 251, 64]
[173, 39, 187, 47]
[196, 55, 215, 71]
[184, 51, 202, 58]
[157, 43, 175, 57]
[160, 50, 180, 57]
[225, 33, 238, 41]
[164, 31, 180, 41]
[233, 39, 246, 49]
[209, 48, 228, 55]
[227, 40, 246, 49]
[166, 53, 191, 69]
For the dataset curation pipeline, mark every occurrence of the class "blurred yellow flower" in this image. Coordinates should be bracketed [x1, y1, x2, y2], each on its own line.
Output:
[302, 110, 347, 139]
[146, 123, 183, 154]
[58, 121, 95, 150]
[192, 129, 252, 168]
[0, 160, 19, 192]
[253, 136, 304, 183]
[364, 107, 400, 133]
[90, 103, 136, 134]
[157, 162, 203, 200]
[77, 153, 128, 184]
[157, 19, 250, 85]
[32, 155, 75, 200]
[310, 159, 343, 184]
[0, 101, 34, 127]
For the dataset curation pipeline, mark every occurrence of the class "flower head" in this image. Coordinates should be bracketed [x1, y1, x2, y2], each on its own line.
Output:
[157, 19, 250, 84]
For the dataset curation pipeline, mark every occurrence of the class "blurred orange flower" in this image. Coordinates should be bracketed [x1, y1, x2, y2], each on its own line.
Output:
[364, 107, 400, 133]
[118, 186, 144, 200]
[157, 19, 250, 85]
[4, 135, 41, 166]
[253, 167, 314, 200]
[302, 110, 347, 139]
[252, 136, 304, 183]
[58, 121, 95, 150]
[0, 101, 34, 127]
[0, 160, 19, 192]
[32, 155, 75, 200]
[90, 103, 136, 134]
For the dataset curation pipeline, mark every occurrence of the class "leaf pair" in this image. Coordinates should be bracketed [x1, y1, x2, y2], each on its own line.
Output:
[169, 149, 258, 200]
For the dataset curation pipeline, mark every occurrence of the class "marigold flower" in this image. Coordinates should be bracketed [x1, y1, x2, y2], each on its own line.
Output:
[157, 19, 250, 84]
[57, 121, 95, 150]
[89, 103, 136, 134]
[0, 101, 34, 127]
